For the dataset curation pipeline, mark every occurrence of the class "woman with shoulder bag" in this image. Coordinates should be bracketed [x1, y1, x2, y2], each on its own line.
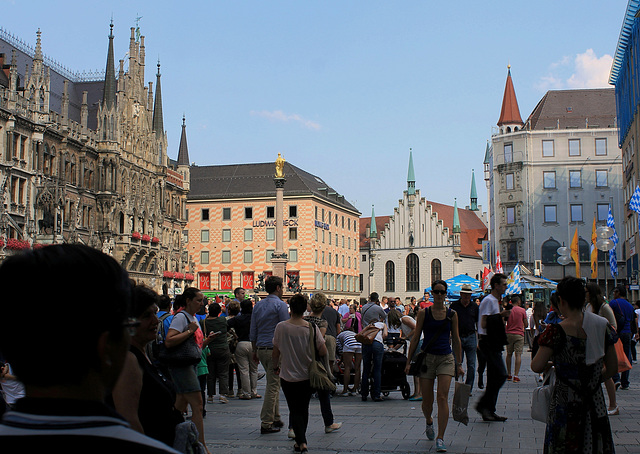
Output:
[405, 280, 463, 453]
[273, 294, 327, 454]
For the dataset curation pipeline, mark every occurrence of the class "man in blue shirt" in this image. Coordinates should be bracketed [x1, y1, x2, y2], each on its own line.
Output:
[250, 276, 289, 433]
[610, 285, 636, 390]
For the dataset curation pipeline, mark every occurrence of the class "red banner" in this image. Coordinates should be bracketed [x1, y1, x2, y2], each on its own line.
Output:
[199, 272, 211, 290]
[242, 272, 254, 290]
[220, 272, 232, 290]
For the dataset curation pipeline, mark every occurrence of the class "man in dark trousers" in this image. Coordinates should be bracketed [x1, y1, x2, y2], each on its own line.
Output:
[475, 273, 510, 422]
[609, 285, 636, 390]
[450, 284, 479, 394]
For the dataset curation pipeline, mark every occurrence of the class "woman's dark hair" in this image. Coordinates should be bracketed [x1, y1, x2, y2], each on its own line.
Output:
[432, 279, 448, 291]
[586, 282, 605, 314]
[387, 308, 401, 328]
[227, 300, 241, 316]
[556, 276, 585, 311]
[208, 302, 222, 317]
[132, 284, 159, 318]
[173, 293, 186, 310]
[289, 293, 308, 316]
[183, 287, 201, 301]
[0, 244, 131, 387]
[240, 299, 253, 314]
[549, 292, 560, 311]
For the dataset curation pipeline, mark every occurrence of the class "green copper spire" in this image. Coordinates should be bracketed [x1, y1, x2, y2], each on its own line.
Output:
[470, 169, 478, 211]
[369, 205, 377, 238]
[102, 21, 117, 110]
[453, 199, 461, 234]
[407, 149, 416, 195]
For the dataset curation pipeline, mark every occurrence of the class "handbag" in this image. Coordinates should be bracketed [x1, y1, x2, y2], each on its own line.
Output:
[408, 308, 452, 376]
[531, 367, 555, 423]
[308, 324, 337, 392]
[452, 381, 471, 425]
[355, 323, 381, 345]
[614, 338, 632, 373]
[158, 313, 202, 367]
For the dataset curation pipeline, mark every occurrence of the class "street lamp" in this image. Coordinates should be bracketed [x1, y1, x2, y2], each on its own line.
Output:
[595, 226, 615, 296]
[557, 245, 571, 278]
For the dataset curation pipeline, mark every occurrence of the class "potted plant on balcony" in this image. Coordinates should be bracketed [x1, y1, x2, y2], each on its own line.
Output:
[141, 234, 151, 243]
[185, 273, 194, 281]
[151, 236, 160, 244]
[163, 271, 174, 279]
[174, 272, 184, 280]
[131, 232, 141, 240]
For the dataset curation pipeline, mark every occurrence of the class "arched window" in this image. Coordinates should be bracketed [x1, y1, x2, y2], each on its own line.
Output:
[579, 238, 590, 263]
[431, 258, 442, 283]
[385, 261, 395, 292]
[406, 254, 419, 292]
[541, 239, 561, 264]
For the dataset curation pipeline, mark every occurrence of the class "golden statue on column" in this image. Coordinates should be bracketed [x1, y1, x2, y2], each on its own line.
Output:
[275, 153, 285, 178]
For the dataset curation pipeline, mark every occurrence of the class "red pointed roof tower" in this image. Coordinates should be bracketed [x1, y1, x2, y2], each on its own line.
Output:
[497, 65, 524, 133]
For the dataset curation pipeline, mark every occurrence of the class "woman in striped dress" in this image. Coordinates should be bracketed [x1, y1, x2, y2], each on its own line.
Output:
[336, 320, 362, 396]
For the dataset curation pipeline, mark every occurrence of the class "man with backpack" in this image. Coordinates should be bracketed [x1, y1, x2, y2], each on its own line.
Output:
[609, 285, 636, 390]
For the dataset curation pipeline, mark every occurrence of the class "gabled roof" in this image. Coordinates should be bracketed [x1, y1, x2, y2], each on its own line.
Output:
[189, 161, 360, 213]
[359, 215, 391, 249]
[524, 88, 616, 130]
[497, 67, 524, 127]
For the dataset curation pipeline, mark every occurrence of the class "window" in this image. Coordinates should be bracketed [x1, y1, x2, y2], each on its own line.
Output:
[569, 139, 580, 156]
[542, 140, 554, 157]
[266, 249, 274, 262]
[595, 138, 607, 156]
[544, 205, 557, 223]
[578, 239, 590, 262]
[289, 227, 297, 240]
[504, 143, 513, 163]
[245, 207, 253, 219]
[201, 230, 209, 243]
[244, 228, 253, 242]
[570, 204, 583, 222]
[222, 250, 231, 264]
[596, 170, 608, 187]
[541, 239, 561, 264]
[597, 203, 609, 222]
[506, 206, 515, 224]
[201, 208, 209, 221]
[289, 249, 298, 262]
[385, 261, 395, 292]
[362, 254, 367, 262]
[222, 207, 231, 220]
[243, 250, 253, 263]
[266, 228, 275, 241]
[267, 206, 275, 218]
[431, 258, 442, 283]
[289, 205, 297, 218]
[543, 171, 556, 189]
[506, 173, 514, 190]
[506, 241, 518, 262]
[200, 251, 209, 265]
[569, 170, 581, 188]
[406, 254, 419, 292]
[222, 229, 231, 242]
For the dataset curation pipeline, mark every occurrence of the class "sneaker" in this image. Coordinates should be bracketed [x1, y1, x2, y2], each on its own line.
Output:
[239, 394, 252, 400]
[513, 376, 520, 383]
[507, 375, 512, 381]
[325, 422, 342, 433]
[607, 406, 620, 416]
[436, 438, 447, 452]
[219, 396, 228, 404]
[621, 385, 629, 390]
[206, 396, 214, 403]
[288, 428, 295, 439]
[425, 423, 435, 440]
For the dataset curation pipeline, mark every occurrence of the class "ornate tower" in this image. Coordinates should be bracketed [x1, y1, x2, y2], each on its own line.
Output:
[176, 115, 190, 191]
[497, 65, 524, 134]
[470, 169, 478, 211]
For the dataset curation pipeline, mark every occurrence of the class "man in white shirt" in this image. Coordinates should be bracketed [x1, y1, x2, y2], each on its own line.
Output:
[476, 273, 510, 422]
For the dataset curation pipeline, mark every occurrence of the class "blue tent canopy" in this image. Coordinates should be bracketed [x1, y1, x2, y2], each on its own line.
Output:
[425, 274, 483, 301]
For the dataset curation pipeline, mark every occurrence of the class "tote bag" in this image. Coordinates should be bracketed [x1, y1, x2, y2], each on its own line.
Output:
[531, 367, 555, 423]
[615, 338, 632, 373]
[308, 324, 337, 392]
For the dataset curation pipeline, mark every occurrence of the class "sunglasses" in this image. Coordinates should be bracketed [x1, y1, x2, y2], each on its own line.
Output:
[432, 290, 446, 295]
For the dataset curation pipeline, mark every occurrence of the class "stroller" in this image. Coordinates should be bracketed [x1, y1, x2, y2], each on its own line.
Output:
[369, 338, 411, 399]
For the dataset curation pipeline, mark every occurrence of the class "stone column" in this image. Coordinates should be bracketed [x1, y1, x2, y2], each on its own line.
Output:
[271, 177, 288, 281]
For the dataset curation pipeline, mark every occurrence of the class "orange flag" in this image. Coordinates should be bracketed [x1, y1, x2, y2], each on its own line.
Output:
[570, 228, 580, 278]
[591, 218, 598, 279]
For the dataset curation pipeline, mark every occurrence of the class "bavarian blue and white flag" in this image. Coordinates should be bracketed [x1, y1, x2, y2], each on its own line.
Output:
[505, 263, 521, 295]
[629, 185, 640, 232]
[607, 205, 619, 278]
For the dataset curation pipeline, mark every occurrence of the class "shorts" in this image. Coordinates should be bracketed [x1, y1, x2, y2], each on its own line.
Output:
[168, 365, 201, 394]
[506, 333, 524, 355]
[417, 352, 455, 380]
[342, 345, 362, 354]
[325, 335, 337, 362]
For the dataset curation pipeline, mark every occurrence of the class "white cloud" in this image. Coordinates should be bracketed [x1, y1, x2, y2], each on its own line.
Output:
[536, 49, 613, 91]
[250, 110, 321, 130]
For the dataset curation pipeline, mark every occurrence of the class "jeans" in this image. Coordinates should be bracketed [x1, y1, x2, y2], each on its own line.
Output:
[361, 341, 384, 399]
[280, 379, 313, 446]
[455, 334, 477, 390]
[476, 338, 507, 414]
[613, 332, 633, 388]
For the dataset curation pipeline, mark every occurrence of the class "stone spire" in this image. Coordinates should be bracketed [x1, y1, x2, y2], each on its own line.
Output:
[453, 199, 461, 234]
[102, 21, 117, 110]
[497, 65, 523, 129]
[470, 169, 478, 211]
[152, 60, 164, 139]
[369, 205, 377, 239]
[407, 149, 416, 195]
[177, 115, 190, 166]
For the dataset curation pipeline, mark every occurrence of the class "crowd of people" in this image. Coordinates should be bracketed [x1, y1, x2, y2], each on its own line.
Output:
[1, 244, 638, 454]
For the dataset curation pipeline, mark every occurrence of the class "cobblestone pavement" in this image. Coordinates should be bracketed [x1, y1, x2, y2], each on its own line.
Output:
[202, 351, 640, 453]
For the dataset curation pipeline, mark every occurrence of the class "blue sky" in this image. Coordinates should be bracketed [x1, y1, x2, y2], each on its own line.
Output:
[2, 0, 628, 217]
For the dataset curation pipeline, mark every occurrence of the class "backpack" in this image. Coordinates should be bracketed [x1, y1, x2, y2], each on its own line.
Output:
[149, 312, 173, 362]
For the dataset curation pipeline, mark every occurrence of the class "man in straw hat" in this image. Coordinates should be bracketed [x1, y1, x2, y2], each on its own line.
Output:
[450, 283, 479, 394]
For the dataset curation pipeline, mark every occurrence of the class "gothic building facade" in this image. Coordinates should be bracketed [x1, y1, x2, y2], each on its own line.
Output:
[0, 24, 190, 293]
